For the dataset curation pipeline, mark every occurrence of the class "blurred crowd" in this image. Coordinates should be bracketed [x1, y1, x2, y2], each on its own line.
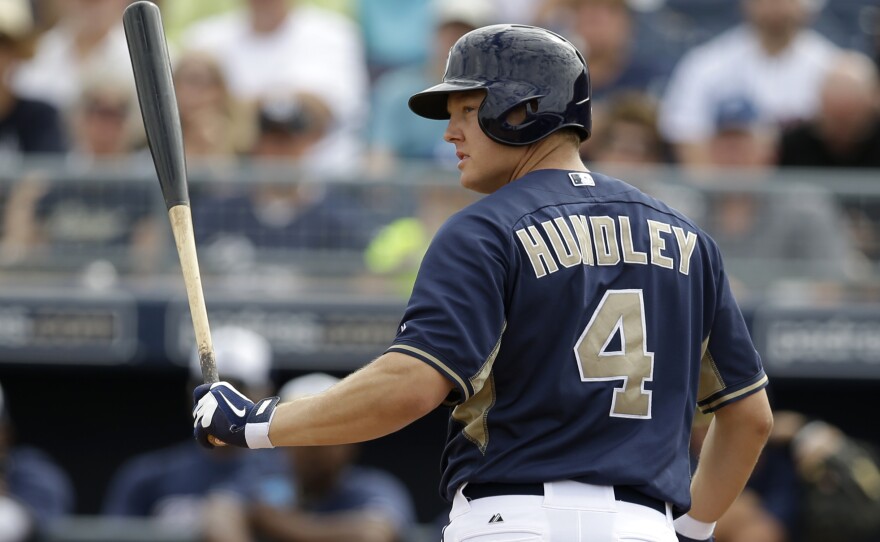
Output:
[0, 0, 873, 301]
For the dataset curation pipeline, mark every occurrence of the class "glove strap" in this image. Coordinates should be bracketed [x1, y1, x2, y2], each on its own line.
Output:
[674, 514, 716, 540]
[244, 396, 280, 449]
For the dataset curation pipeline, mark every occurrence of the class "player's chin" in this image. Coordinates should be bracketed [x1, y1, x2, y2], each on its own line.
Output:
[457, 170, 486, 194]
[460, 174, 501, 195]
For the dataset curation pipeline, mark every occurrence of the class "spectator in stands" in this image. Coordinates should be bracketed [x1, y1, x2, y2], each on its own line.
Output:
[0, 75, 162, 273]
[66, 75, 138, 162]
[173, 50, 253, 172]
[0, 380, 74, 542]
[777, 50, 880, 260]
[659, 0, 838, 167]
[369, 0, 492, 172]
[686, 96, 860, 297]
[0, 0, 66, 156]
[102, 326, 286, 531]
[364, 183, 477, 297]
[706, 96, 777, 170]
[778, 50, 880, 169]
[357, 0, 432, 80]
[201, 373, 415, 542]
[560, 0, 669, 107]
[192, 93, 372, 274]
[13, 0, 132, 111]
[181, 0, 369, 172]
[582, 91, 669, 166]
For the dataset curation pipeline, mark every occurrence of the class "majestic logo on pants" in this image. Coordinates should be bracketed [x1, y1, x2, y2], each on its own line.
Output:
[488, 513, 504, 524]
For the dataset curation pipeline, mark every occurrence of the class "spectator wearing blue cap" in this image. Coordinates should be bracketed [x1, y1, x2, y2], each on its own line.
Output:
[707, 95, 777, 169]
[659, 0, 838, 167]
[679, 95, 862, 298]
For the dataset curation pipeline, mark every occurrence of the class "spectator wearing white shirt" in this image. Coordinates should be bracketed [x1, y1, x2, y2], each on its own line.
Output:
[12, 0, 132, 112]
[181, 0, 369, 173]
[658, 0, 838, 167]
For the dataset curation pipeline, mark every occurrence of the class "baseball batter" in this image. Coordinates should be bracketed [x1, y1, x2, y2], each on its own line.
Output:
[193, 24, 773, 542]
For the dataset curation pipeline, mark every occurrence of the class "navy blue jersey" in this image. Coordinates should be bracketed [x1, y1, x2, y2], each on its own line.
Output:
[387, 170, 767, 511]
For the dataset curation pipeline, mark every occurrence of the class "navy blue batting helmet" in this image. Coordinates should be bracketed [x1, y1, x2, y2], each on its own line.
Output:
[408, 24, 591, 146]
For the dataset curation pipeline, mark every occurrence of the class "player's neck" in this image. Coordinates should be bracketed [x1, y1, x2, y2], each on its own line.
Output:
[508, 137, 587, 182]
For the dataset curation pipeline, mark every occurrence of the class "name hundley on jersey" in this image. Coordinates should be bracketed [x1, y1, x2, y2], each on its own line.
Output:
[515, 215, 698, 279]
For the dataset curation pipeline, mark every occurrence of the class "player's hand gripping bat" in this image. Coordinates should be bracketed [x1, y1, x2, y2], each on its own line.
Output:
[123, 1, 225, 446]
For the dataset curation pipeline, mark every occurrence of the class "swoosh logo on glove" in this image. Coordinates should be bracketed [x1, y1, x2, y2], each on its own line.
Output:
[218, 389, 247, 418]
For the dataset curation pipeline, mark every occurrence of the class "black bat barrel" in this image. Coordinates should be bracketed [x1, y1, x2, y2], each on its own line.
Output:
[123, 1, 189, 210]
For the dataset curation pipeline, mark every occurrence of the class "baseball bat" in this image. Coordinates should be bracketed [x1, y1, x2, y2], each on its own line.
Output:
[124, 2, 224, 445]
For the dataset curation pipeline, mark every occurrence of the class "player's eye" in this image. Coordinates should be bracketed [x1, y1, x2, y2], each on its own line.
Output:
[463, 105, 476, 114]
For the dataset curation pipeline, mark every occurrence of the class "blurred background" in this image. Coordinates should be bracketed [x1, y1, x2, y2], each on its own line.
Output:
[0, 0, 879, 541]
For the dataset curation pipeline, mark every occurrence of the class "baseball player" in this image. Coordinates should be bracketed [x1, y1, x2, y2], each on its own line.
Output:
[193, 24, 773, 541]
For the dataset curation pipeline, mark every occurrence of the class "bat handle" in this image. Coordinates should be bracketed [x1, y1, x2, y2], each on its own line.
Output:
[203, 372, 227, 447]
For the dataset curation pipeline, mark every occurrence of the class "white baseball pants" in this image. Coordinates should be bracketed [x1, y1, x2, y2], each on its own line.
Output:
[442, 481, 677, 542]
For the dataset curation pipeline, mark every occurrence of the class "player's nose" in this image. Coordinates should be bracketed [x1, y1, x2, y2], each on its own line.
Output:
[444, 119, 462, 143]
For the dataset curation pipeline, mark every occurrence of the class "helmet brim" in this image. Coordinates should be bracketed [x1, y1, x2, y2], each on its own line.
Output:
[408, 80, 487, 120]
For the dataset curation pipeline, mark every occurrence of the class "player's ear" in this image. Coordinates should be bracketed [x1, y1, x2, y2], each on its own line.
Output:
[505, 99, 539, 127]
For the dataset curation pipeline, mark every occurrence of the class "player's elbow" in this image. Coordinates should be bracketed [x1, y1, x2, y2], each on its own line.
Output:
[372, 352, 453, 421]
[716, 389, 774, 446]
[750, 402, 774, 447]
[397, 377, 451, 419]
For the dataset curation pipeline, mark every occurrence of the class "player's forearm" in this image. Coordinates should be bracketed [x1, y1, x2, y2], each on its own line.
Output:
[268, 352, 452, 447]
[687, 389, 773, 523]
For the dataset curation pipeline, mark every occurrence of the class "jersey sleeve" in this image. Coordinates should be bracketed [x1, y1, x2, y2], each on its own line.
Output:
[386, 211, 508, 405]
[697, 241, 769, 413]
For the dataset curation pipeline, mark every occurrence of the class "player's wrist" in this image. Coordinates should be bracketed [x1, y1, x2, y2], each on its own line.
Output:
[674, 513, 716, 541]
[244, 396, 280, 449]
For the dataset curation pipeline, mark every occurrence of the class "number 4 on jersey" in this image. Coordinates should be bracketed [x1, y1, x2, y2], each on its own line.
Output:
[574, 289, 654, 418]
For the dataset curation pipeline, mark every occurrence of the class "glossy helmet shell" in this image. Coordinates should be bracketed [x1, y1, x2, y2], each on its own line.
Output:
[408, 24, 591, 146]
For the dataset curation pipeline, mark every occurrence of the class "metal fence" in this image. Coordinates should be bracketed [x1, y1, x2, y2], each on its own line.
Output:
[0, 157, 878, 304]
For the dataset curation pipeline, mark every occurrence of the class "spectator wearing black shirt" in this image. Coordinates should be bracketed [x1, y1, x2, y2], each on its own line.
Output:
[778, 50, 880, 169]
[0, 0, 65, 156]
